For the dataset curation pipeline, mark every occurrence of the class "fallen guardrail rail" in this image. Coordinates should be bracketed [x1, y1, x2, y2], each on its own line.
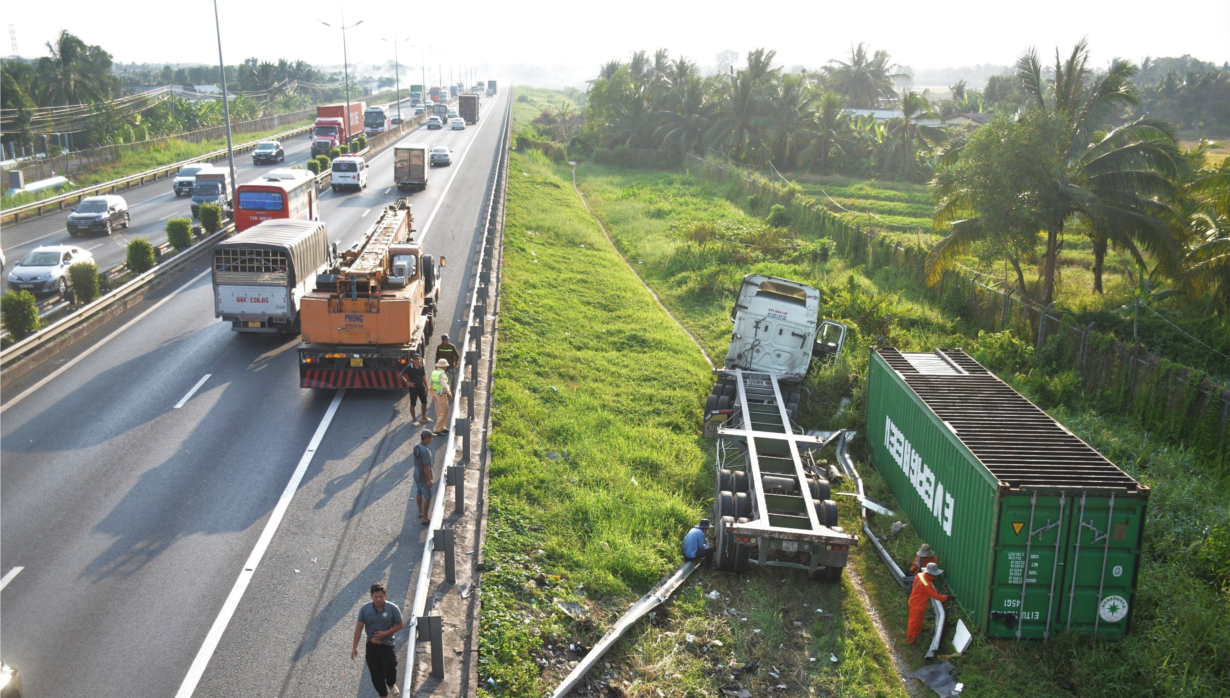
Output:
[406, 91, 510, 689]
[550, 561, 698, 698]
[835, 431, 945, 659]
[0, 222, 235, 386]
[2, 124, 312, 226]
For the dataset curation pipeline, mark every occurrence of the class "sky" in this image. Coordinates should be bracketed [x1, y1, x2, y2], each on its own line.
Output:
[5, 0, 1229, 86]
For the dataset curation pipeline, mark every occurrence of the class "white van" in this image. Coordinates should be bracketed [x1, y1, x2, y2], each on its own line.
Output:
[330, 156, 368, 192]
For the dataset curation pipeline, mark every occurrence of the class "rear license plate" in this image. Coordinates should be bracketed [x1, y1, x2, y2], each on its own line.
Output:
[781, 540, 798, 553]
[247, 321, 261, 328]
[350, 357, 364, 367]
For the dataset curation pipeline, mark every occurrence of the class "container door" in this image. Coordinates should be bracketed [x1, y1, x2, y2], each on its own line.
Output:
[1056, 494, 1146, 637]
[988, 493, 1071, 640]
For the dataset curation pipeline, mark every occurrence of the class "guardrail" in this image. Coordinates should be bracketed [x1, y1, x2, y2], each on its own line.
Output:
[0, 222, 234, 383]
[1, 124, 313, 226]
[407, 90, 511, 688]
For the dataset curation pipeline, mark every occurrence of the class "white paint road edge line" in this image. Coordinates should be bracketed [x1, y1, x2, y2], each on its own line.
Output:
[172, 389, 346, 698]
[0, 267, 213, 415]
[173, 374, 212, 409]
[418, 112, 492, 240]
[0, 566, 24, 591]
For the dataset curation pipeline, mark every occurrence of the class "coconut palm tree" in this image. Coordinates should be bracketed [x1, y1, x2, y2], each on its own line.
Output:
[35, 30, 111, 107]
[705, 71, 762, 161]
[754, 73, 813, 168]
[654, 74, 716, 155]
[877, 92, 946, 177]
[744, 48, 778, 84]
[1178, 163, 1230, 310]
[797, 92, 854, 173]
[822, 43, 902, 108]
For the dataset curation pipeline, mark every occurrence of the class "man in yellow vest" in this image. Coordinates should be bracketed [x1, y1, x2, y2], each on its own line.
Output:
[430, 359, 453, 435]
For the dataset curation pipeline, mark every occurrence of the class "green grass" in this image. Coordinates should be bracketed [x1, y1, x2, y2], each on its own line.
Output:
[573, 161, 1230, 697]
[1, 120, 311, 211]
[512, 86, 579, 141]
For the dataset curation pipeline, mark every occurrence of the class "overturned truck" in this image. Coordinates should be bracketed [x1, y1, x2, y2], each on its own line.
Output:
[703, 274, 855, 579]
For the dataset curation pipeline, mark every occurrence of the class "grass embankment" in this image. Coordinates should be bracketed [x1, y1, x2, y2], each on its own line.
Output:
[479, 148, 905, 698]
[575, 163, 1230, 697]
[1, 120, 311, 210]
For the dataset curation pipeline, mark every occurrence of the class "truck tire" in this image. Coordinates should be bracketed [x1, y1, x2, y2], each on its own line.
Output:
[718, 490, 734, 519]
[733, 517, 752, 572]
[716, 515, 737, 572]
[732, 470, 749, 493]
[705, 395, 718, 415]
[824, 565, 845, 581]
[816, 499, 840, 528]
[422, 255, 436, 295]
[717, 396, 731, 412]
[734, 492, 751, 519]
[719, 468, 733, 492]
[722, 384, 736, 401]
[424, 316, 434, 342]
[807, 478, 832, 502]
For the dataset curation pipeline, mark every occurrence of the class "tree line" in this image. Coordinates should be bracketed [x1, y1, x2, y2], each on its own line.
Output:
[571, 43, 1228, 313]
[1, 31, 350, 153]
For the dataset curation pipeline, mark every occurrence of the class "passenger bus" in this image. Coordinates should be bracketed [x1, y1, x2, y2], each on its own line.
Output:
[233, 170, 318, 233]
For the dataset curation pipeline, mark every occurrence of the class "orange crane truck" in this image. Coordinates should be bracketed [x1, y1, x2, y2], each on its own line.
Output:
[297, 199, 441, 389]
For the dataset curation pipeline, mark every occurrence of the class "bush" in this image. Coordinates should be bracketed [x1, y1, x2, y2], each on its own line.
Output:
[1, 290, 42, 339]
[316, 155, 331, 172]
[305, 159, 320, 175]
[767, 203, 791, 227]
[349, 141, 362, 154]
[199, 203, 223, 234]
[354, 135, 367, 150]
[166, 217, 193, 251]
[127, 238, 157, 274]
[67, 261, 100, 305]
[328, 147, 342, 160]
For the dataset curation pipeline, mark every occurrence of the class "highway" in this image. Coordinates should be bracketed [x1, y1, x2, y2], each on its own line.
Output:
[0, 90, 507, 698]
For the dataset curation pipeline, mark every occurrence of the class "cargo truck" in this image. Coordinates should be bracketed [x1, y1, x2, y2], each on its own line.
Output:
[191, 169, 231, 218]
[866, 347, 1149, 639]
[429, 86, 442, 103]
[432, 103, 448, 122]
[410, 86, 424, 106]
[212, 219, 333, 333]
[312, 102, 365, 157]
[298, 199, 441, 389]
[458, 94, 480, 124]
[486, 80, 497, 96]
[393, 145, 429, 191]
[702, 274, 855, 579]
[364, 105, 390, 136]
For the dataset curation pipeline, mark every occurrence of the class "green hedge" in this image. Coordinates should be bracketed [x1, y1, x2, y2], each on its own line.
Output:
[1, 290, 42, 339]
[167, 218, 193, 251]
[306, 159, 321, 175]
[67, 261, 100, 304]
[199, 203, 223, 234]
[127, 238, 156, 274]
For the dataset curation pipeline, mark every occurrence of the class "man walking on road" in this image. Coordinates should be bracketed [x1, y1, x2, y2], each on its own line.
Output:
[682, 519, 715, 565]
[414, 430, 435, 525]
[435, 334, 461, 388]
[401, 353, 428, 424]
[351, 582, 405, 697]
[430, 359, 453, 435]
[907, 562, 954, 644]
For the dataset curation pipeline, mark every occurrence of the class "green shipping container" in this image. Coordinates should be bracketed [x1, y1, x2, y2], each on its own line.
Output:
[866, 348, 1148, 640]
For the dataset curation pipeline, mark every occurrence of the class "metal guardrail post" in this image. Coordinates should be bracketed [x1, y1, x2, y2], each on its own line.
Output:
[433, 528, 456, 584]
[463, 381, 475, 421]
[416, 615, 445, 678]
[449, 464, 466, 516]
[466, 349, 478, 383]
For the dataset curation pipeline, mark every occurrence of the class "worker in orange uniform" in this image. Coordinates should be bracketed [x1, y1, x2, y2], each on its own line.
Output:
[908, 543, 939, 575]
[907, 562, 955, 644]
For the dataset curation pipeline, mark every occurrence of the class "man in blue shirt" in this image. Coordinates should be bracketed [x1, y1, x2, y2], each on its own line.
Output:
[682, 519, 714, 564]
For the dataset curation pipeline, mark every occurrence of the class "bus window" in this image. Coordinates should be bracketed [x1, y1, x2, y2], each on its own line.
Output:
[239, 191, 284, 211]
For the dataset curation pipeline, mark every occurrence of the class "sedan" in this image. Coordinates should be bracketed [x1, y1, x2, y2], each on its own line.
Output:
[430, 146, 452, 166]
[450, 117, 466, 130]
[426, 116, 443, 130]
[67, 195, 129, 237]
[7, 245, 95, 297]
[414, 106, 426, 115]
[447, 108, 458, 119]
[252, 141, 284, 164]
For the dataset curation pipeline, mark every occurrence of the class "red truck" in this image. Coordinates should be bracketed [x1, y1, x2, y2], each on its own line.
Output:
[312, 102, 365, 157]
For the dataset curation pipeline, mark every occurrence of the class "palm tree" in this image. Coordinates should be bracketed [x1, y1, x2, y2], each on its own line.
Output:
[877, 92, 945, 177]
[1178, 163, 1230, 310]
[35, 30, 110, 107]
[822, 43, 902, 108]
[705, 71, 761, 161]
[798, 92, 854, 173]
[928, 42, 1184, 306]
[598, 61, 623, 80]
[654, 74, 716, 155]
[668, 57, 697, 87]
[609, 80, 654, 148]
[744, 48, 778, 83]
[754, 73, 812, 168]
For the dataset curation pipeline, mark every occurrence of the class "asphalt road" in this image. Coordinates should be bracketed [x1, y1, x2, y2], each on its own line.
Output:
[0, 96, 420, 295]
[0, 90, 507, 698]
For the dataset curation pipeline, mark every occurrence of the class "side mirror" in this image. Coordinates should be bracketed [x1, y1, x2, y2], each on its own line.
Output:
[439, 256, 447, 268]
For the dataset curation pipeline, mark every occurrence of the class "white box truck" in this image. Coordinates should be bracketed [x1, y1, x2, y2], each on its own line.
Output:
[394, 145, 429, 191]
[212, 219, 334, 333]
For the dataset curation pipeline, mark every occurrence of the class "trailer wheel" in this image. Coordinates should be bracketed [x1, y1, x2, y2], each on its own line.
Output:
[734, 492, 751, 519]
[722, 384, 736, 401]
[816, 499, 840, 528]
[422, 255, 436, 295]
[717, 395, 731, 412]
[824, 565, 844, 582]
[705, 395, 719, 415]
[716, 515, 737, 572]
[807, 478, 832, 502]
[732, 517, 752, 572]
[719, 469, 733, 492]
[718, 490, 734, 518]
[732, 470, 749, 493]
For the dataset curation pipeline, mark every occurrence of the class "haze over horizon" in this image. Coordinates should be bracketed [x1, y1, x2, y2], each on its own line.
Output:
[5, 0, 1229, 87]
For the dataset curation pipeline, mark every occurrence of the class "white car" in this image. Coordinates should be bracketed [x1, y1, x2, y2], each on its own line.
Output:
[7, 245, 95, 297]
[447, 108, 458, 119]
[430, 146, 452, 166]
[330, 156, 368, 192]
[450, 117, 466, 130]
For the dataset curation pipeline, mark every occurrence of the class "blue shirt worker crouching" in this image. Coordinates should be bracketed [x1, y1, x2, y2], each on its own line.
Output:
[682, 519, 715, 564]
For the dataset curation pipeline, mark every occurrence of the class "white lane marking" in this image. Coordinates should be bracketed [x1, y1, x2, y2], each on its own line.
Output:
[418, 106, 493, 239]
[173, 374, 212, 409]
[160, 213, 173, 221]
[0, 267, 212, 415]
[86, 243, 106, 251]
[173, 389, 346, 698]
[8, 228, 68, 247]
[361, 209, 371, 218]
[0, 566, 24, 591]
[383, 187, 391, 195]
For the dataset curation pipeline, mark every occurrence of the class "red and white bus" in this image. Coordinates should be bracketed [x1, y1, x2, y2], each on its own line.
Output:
[234, 170, 318, 233]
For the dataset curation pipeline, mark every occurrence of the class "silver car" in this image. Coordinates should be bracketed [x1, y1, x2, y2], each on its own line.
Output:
[7, 244, 95, 297]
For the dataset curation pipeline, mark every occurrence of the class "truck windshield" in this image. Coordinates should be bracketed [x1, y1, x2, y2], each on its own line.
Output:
[238, 191, 284, 211]
[314, 126, 338, 136]
[195, 183, 222, 196]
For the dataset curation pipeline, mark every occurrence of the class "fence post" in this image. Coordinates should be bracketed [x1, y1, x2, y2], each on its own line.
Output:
[448, 464, 466, 516]
[417, 615, 445, 679]
[433, 528, 456, 584]
[1078, 322, 1095, 371]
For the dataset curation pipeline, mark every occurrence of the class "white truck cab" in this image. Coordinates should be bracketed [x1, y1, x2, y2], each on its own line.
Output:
[725, 274, 846, 382]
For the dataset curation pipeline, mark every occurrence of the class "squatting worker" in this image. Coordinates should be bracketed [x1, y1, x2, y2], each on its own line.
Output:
[907, 562, 955, 644]
[431, 359, 453, 435]
[401, 352, 428, 425]
[908, 543, 939, 575]
[414, 430, 435, 525]
[351, 582, 405, 697]
[436, 334, 461, 387]
[682, 519, 715, 565]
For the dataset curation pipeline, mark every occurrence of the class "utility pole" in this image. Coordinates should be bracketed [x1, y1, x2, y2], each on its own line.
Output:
[213, 0, 237, 215]
[382, 31, 409, 120]
[320, 12, 363, 139]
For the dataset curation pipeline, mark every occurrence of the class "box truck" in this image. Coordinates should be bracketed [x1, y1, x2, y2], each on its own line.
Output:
[212, 219, 333, 333]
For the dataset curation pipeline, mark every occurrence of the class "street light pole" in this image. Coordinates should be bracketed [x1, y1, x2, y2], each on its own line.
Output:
[320, 13, 363, 141]
[382, 32, 409, 121]
[213, 0, 237, 215]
